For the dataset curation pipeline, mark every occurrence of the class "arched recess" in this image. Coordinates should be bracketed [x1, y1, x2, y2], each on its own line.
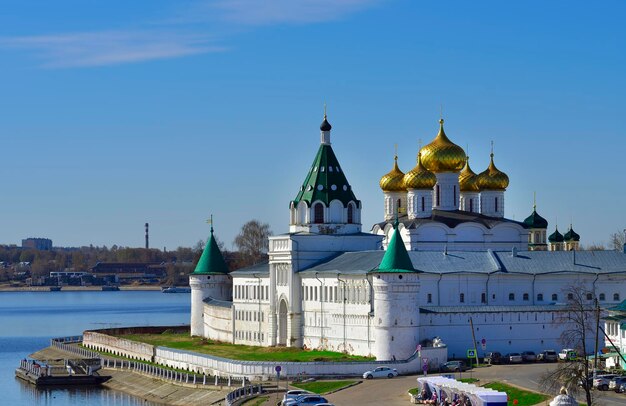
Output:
[329, 200, 343, 223]
[347, 202, 355, 224]
[454, 224, 487, 242]
[278, 299, 288, 346]
[297, 201, 308, 224]
[491, 224, 524, 243]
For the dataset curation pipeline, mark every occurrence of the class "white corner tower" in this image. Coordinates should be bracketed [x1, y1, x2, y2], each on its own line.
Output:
[371, 222, 420, 360]
[189, 221, 232, 337]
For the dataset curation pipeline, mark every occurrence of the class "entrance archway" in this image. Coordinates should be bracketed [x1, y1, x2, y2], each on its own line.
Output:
[278, 299, 288, 346]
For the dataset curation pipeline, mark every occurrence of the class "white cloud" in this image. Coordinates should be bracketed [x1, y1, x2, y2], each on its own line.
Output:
[213, 0, 384, 25]
[0, 30, 223, 68]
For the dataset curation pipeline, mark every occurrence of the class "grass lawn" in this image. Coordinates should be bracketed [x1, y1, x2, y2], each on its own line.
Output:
[483, 382, 550, 406]
[291, 380, 356, 394]
[459, 378, 479, 383]
[241, 395, 269, 406]
[119, 332, 374, 362]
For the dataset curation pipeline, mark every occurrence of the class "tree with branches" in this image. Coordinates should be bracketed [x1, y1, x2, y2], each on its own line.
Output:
[541, 284, 599, 406]
[233, 220, 272, 267]
[610, 230, 626, 251]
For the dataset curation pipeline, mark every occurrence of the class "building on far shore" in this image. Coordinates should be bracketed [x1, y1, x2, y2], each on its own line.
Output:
[22, 238, 52, 251]
[190, 112, 626, 360]
[90, 262, 166, 283]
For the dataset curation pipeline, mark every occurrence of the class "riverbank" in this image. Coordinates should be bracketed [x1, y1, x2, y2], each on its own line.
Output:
[0, 285, 163, 292]
[30, 346, 230, 405]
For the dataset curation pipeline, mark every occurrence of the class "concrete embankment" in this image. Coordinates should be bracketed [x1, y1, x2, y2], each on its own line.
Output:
[29, 346, 230, 406]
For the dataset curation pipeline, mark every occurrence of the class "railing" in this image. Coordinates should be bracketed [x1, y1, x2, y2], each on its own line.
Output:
[51, 336, 101, 358]
[103, 358, 247, 387]
[225, 384, 265, 406]
[51, 336, 247, 388]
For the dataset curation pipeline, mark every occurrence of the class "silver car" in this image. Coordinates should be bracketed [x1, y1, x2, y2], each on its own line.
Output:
[282, 390, 312, 405]
[362, 366, 398, 379]
[283, 395, 329, 406]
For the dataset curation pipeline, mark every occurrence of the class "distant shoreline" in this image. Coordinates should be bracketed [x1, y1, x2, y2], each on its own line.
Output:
[0, 285, 164, 292]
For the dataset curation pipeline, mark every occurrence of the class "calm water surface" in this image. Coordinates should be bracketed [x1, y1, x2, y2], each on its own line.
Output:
[0, 290, 190, 405]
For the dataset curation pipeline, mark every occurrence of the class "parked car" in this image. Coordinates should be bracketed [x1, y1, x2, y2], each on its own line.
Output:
[504, 353, 523, 364]
[362, 366, 398, 379]
[282, 390, 313, 405]
[521, 351, 537, 362]
[593, 374, 619, 391]
[558, 348, 577, 361]
[609, 376, 626, 392]
[484, 352, 503, 365]
[283, 395, 329, 406]
[537, 350, 558, 362]
[440, 361, 468, 372]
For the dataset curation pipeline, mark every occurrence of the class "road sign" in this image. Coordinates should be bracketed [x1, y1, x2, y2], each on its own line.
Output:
[481, 338, 486, 350]
[275, 365, 281, 373]
[467, 349, 475, 358]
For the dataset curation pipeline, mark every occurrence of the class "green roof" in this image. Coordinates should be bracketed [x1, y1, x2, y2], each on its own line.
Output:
[292, 143, 359, 208]
[371, 224, 417, 273]
[564, 226, 580, 242]
[523, 208, 548, 229]
[192, 229, 228, 275]
[548, 227, 564, 243]
[609, 300, 626, 312]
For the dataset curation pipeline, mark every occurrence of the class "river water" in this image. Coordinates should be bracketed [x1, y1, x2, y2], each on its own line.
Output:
[0, 290, 190, 405]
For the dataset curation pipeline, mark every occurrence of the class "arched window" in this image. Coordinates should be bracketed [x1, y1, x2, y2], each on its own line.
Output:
[314, 203, 324, 224]
[469, 199, 473, 213]
[436, 185, 440, 206]
[523, 293, 529, 301]
[421, 196, 425, 212]
[460, 293, 465, 303]
[600, 293, 606, 301]
[453, 185, 456, 203]
[567, 293, 574, 300]
[347, 204, 354, 224]
[509, 293, 515, 301]
[397, 198, 402, 208]
[586, 293, 593, 300]
[552, 293, 558, 301]
[614, 293, 620, 301]
[495, 197, 499, 212]
[537, 293, 543, 301]
[481, 293, 486, 303]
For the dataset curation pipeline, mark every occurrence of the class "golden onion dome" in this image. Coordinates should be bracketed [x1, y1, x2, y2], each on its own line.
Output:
[420, 119, 467, 173]
[459, 157, 480, 192]
[379, 155, 406, 192]
[476, 153, 509, 190]
[403, 152, 437, 190]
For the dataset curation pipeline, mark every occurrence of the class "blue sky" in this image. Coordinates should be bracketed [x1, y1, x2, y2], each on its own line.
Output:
[1, 0, 625, 250]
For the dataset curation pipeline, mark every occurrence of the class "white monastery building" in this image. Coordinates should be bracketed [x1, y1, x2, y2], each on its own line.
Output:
[190, 113, 626, 360]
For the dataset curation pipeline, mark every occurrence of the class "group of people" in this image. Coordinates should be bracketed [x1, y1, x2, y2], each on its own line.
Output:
[418, 388, 472, 406]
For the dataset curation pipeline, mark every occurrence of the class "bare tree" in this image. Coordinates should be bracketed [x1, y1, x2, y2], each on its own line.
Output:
[541, 284, 599, 406]
[610, 230, 626, 251]
[233, 220, 272, 267]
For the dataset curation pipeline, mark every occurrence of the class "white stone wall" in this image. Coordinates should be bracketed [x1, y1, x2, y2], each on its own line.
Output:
[433, 172, 460, 211]
[83, 331, 155, 361]
[480, 190, 505, 218]
[460, 191, 479, 213]
[203, 303, 234, 343]
[407, 189, 433, 219]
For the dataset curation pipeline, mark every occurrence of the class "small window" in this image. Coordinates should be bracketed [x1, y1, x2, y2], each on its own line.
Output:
[347, 204, 354, 224]
[495, 197, 499, 212]
[509, 293, 515, 301]
[397, 198, 402, 209]
[421, 196, 425, 212]
[314, 203, 324, 224]
[600, 293, 606, 301]
[567, 293, 574, 300]
[427, 293, 432, 304]
[460, 293, 465, 303]
[552, 293, 558, 301]
[615, 293, 620, 301]
[469, 199, 473, 213]
[481, 293, 486, 304]
[436, 185, 440, 206]
[523, 293, 529, 301]
[586, 293, 593, 301]
[537, 293, 543, 301]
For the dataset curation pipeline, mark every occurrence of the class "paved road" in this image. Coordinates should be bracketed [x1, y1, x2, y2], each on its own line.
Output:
[326, 364, 626, 406]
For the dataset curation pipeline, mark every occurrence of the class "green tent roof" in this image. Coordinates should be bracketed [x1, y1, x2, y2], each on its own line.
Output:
[371, 224, 417, 273]
[609, 300, 626, 312]
[292, 142, 359, 208]
[192, 229, 228, 275]
[523, 208, 548, 229]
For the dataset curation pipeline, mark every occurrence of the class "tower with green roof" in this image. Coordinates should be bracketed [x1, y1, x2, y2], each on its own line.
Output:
[289, 112, 362, 235]
[189, 221, 232, 337]
[564, 225, 581, 251]
[370, 222, 420, 360]
[523, 198, 549, 251]
[548, 225, 565, 251]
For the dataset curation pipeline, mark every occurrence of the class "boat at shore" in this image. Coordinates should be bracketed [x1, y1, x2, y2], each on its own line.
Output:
[161, 286, 191, 293]
[15, 358, 110, 386]
[49, 286, 62, 291]
[101, 286, 120, 291]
